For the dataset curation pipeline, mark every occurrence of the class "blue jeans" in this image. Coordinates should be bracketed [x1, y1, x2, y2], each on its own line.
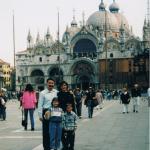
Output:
[49, 122, 62, 149]
[87, 100, 94, 118]
[24, 109, 35, 129]
[0, 106, 6, 120]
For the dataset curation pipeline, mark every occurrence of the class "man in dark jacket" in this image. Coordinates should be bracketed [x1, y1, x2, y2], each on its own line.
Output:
[84, 87, 96, 118]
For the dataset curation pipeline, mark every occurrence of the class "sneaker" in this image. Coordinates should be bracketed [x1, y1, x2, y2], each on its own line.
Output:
[133, 110, 135, 112]
[136, 111, 138, 113]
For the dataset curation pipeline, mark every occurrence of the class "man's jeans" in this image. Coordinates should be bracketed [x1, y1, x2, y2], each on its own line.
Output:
[87, 100, 94, 118]
[49, 122, 62, 149]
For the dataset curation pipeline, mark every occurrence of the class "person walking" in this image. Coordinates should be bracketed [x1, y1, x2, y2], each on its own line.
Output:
[84, 87, 96, 118]
[57, 81, 76, 113]
[120, 87, 130, 114]
[22, 84, 37, 130]
[44, 97, 63, 150]
[74, 88, 82, 118]
[95, 89, 103, 109]
[62, 104, 78, 150]
[0, 91, 7, 120]
[148, 87, 150, 107]
[131, 84, 141, 113]
[38, 78, 58, 150]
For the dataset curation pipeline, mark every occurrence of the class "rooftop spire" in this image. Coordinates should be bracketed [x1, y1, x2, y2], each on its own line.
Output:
[46, 27, 50, 40]
[99, 0, 106, 11]
[27, 29, 32, 42]
[147, 0, 150, 24]
[109, 0, 119, 13]
[82, 11, 85, 26]
[71, 9, 77, 27]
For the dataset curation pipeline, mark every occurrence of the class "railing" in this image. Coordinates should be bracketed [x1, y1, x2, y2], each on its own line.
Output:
[72, 52, 97, 59]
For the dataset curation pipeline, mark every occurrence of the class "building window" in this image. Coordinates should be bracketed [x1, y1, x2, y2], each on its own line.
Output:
[110, 53, 113, 58]
[39, 57, 42, 62]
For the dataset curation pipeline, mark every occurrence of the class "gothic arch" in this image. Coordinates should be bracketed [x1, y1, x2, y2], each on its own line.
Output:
[30, 69, 44, 84]
[70, 27, 98, 53]
[70, 59, 97, 90]
[48, 66, 64, 85]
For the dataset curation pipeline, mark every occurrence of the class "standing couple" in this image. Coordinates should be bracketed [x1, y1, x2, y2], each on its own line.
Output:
[38, 78, 77, 150]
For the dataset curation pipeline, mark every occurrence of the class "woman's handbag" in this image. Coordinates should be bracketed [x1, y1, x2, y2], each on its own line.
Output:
[92, 99, 99, 107]
[21, 109, 26, 127]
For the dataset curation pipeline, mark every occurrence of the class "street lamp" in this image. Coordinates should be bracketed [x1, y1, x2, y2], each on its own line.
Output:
[104, 9, 108, 89]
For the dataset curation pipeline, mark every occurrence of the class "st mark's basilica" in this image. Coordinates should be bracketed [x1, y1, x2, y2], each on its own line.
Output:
[16, 0, 150, 91]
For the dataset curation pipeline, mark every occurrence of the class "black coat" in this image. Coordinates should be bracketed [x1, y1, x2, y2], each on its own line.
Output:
[120, 92, 130, 104]
[84, 91, 95, 106]
[131, 88, 141, 97]
[57, 91, 75, 112]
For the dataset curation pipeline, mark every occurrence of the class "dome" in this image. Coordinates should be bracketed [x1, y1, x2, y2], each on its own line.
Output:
[68, 26, 80, 37]
[62, 26, 80, 43]
[114, 13, 131, 35]
[62, 15, 80, 41]
[71, 18, 77, 27]
[86, 11, 119, 31]
[109, 1, 120, 13]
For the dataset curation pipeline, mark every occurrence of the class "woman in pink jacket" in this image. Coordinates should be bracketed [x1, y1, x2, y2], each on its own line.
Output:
[22, 84, 37, 131]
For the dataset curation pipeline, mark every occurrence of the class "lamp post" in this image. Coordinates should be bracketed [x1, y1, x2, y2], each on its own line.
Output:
[104, 10, 108, 89]
[57, 9, 61, 86]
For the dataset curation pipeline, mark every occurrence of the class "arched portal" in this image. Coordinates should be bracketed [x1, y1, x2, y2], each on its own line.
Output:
[73, 38, 97, 59]
[30, 69, 44, 90]
[73, 39, 96, 53]
[76, 75, 92, 90]
[72, 61, 95, 90]
[49, 67, 63, 86]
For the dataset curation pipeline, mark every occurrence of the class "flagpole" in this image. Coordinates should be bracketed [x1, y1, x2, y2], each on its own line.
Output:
[57, 9, 61, 84]
[13, 10, 16, 70]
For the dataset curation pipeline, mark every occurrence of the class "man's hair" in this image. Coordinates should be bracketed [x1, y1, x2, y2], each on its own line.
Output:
[47, 78, 55, 83]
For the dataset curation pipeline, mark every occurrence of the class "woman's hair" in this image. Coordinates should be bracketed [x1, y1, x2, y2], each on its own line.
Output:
[59, 81, 68, 91]
[51, 97, 59, 106]
[25, 84, 34, 92]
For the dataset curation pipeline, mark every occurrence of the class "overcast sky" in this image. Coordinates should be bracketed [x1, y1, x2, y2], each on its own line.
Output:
[0, 0, 147, 66]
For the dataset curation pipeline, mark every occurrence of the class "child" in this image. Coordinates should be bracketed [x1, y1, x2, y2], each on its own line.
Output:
[120, 87, 130, 114]
[44, 97, 63, 150]
[62, 104, 78, 150]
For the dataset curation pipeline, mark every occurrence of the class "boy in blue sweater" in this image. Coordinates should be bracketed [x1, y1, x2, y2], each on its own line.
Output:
[62, 104, 78, 150]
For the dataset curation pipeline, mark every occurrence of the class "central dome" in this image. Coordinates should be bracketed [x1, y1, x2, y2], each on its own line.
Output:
[87, 10, 119, 31]
[86, 0, 131, 36]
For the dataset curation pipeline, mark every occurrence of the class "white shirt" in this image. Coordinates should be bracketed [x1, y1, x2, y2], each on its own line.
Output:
[38, 88, 58, 118]
[148, 88, 150, 97]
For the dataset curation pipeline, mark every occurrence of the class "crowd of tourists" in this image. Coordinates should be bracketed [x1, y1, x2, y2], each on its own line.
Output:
[0, 78, 149, 150]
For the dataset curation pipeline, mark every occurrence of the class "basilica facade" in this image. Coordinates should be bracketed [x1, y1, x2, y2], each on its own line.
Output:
[16, 0, 149, 91]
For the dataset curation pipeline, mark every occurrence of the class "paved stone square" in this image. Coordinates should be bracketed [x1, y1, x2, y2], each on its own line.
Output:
[0, 98, 149, 150]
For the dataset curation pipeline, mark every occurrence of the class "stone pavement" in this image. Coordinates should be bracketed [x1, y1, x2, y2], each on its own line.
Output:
[75, 99, 149, 150]
[0, 98, 149, 150]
